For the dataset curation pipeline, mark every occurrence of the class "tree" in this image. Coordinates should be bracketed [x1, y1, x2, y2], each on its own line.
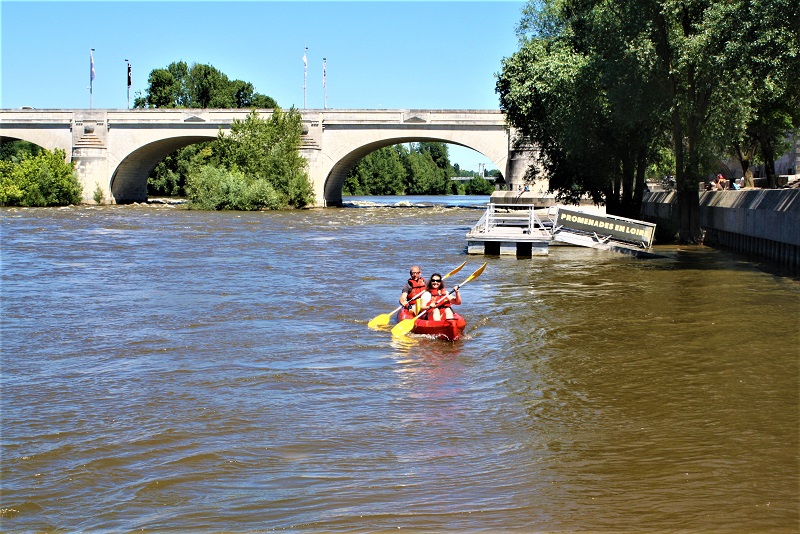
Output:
[464, 175, 495, 195]
[498, 0, 795, 242]
[134, 61, 277, 110]
[0, 148, 82, 206]
[343, 146, 406, 195]
[190, 108, 313, 210]
[730, 0, 800, 187]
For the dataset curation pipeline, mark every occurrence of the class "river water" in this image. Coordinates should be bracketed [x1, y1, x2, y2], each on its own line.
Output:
[2, 196, 798, 532]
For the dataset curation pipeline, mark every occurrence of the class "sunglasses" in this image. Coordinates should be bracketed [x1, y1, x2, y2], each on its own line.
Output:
[410, 271, 420, 275]
[431, 279, 442, 283]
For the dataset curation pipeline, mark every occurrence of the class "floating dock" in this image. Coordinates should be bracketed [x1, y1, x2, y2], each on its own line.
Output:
[466, 193, 660, 258]
[465, 203, 554, 256]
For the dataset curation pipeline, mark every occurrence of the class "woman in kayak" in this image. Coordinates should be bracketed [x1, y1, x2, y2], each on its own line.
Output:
[420, 273, 461, 321]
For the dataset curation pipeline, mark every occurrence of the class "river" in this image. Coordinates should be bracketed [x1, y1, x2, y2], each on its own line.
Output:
[1, 196, 798, 532]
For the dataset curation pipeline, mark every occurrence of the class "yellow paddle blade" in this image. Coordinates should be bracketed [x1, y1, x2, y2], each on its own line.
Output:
[391, 318, 417, 338]
[367, 313, 393, 329]
[443, 260, 467, 279]
[463, 262, 487, 284]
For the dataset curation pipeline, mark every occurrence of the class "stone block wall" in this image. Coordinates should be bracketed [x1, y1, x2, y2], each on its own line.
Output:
[642, 189, 800, 269]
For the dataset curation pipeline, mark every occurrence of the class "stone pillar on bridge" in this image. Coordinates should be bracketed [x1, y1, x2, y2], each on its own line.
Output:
[299, 115, 326, 207]
[505, 134, 547, 193]
[71, 110, 112, 204]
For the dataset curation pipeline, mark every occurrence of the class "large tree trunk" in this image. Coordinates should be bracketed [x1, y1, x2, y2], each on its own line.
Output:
[759, 133, 778, 188]
[633, 155, 648, 218]
[672, 107, 704, 243]
[677, 185, 703, 243]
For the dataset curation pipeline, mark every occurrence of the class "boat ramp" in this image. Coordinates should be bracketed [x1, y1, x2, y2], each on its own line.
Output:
[466, 192, 659, 258]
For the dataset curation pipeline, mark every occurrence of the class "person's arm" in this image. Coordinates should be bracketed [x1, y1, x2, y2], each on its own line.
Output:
[451, 287, 461, 306]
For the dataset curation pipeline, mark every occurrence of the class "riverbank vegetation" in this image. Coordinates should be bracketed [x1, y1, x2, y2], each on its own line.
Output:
[342, 142, 498, 196]
[496, 0, 799, 242]
[0, 142, 82, 207]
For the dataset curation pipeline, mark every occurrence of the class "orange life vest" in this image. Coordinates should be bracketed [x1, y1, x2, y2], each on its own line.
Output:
[406, 277, 427, 301]
[426, 288, 452, 309]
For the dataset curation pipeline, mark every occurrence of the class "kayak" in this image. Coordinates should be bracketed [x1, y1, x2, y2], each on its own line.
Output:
[397, 308, 467, 341]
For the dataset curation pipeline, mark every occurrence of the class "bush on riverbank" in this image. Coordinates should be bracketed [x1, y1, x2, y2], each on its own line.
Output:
[0, 147, 83, 207]
[186, 165, 282, 210]
[185, 108, 314, 210]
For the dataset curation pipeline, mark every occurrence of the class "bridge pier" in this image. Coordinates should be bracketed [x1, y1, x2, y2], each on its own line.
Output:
[72, 112, 112, 203]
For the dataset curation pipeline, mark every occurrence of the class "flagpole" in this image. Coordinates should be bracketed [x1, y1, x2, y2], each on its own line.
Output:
[323, 58, 327, 109]
[90, 48, 95, 109]
[303, 46, 308, 109]
[125, 59, 131, 109]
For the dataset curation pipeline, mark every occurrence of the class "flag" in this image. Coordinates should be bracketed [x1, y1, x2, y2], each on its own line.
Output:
[303, 48, 308, 74]
[90, 50, 95, 81]
[127, 63, 132, 87]
[323, 58, 326, 89]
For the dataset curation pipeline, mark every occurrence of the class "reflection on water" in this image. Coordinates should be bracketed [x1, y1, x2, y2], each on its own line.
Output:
[1, 201, 798, 532]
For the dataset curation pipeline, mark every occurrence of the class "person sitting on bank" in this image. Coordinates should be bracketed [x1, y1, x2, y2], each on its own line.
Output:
[399, 265, 426, 311]
[420, 273, 461, 321]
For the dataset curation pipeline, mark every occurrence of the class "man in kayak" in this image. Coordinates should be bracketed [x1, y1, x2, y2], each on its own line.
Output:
[420, 273, 461, 321]
[399, 266, 426, 312]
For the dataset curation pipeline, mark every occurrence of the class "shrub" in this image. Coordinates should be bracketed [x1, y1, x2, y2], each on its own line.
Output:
[185, 165, 282, 210]
[93, 183, 106, 204]
[0, 148, 82, 206]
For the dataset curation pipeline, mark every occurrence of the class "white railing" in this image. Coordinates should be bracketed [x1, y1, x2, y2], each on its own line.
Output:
[468, 203, 553, 238]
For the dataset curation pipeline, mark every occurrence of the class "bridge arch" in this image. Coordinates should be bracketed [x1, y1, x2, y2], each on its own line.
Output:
[322, 136, 506, 206]
[110, 135, 214, 203]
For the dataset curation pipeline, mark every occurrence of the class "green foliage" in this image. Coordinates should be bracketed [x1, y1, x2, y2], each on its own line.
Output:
[343, 146, 407, 195]
[134, 61, 277, 109]
[186, 109, 312, 210]
[186, 165, 281, 210]
[498, 0, 799, 241]
[0, 147, 82, 207]
[93, 183, 105, 204]
[148, 143, 211, 197]
[0, 140, 44, 162]
[343, 141, 493, 196]
[464, 176, 495, 195]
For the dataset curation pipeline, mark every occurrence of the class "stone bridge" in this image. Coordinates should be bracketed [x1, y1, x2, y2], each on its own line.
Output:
[0, 108, 535, 207]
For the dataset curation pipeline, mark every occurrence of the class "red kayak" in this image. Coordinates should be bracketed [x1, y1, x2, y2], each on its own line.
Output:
[397, 308, 467, 341]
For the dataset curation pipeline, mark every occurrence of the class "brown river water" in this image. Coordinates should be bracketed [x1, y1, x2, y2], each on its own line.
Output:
[1, 196, 798, 532]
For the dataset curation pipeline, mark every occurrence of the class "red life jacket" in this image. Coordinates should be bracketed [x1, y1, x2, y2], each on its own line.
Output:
[427, 288, 452, 309]
[407, 277, 427, 301]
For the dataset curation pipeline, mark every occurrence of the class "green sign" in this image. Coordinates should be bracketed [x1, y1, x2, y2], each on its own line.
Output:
[556, 208, 656, 247]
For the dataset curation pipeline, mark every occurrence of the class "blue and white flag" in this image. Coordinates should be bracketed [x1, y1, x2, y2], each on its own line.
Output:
[90, 50, 96, 81]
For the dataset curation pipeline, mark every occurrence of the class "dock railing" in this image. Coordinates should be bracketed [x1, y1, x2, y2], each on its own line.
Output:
[468, 203, 553, 239]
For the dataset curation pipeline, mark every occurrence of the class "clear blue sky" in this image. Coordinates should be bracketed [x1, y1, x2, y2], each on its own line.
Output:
[1, 0, 526, 171]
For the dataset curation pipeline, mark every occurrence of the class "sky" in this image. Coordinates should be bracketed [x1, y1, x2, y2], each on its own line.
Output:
[0, 0, 526, 171]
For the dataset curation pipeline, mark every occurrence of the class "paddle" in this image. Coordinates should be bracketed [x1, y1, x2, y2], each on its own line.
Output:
[367, 261, 467, 328]
[391, 262, 486, 338]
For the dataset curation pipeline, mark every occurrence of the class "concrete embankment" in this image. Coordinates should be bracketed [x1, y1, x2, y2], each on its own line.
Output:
[642, 189, 800, 269]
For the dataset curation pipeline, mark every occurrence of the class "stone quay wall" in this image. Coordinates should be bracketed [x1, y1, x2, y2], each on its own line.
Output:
[642, 189, 800, 270]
